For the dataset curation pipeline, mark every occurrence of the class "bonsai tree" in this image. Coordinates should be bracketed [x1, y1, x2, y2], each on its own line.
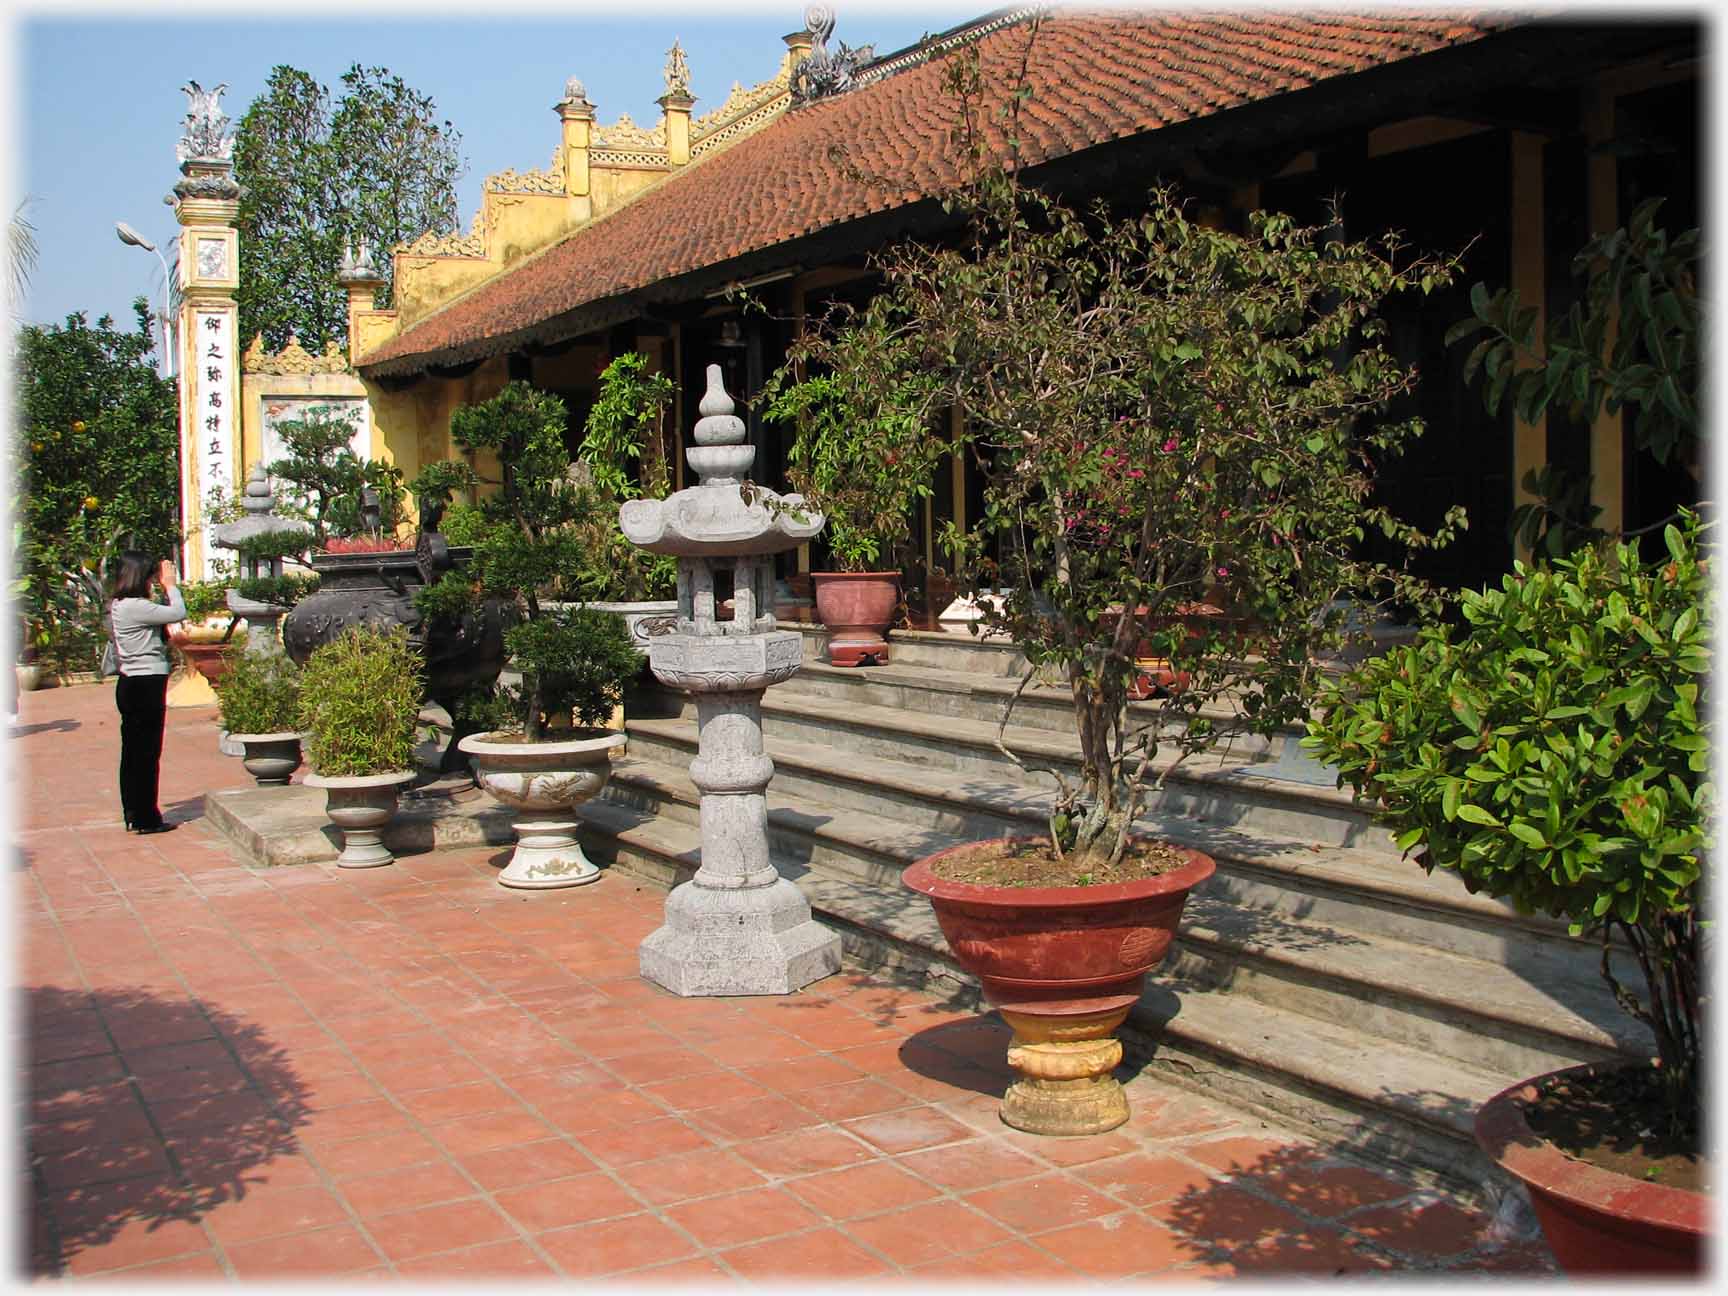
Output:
[408, 381, 642, 741]
[213, 645, 301, 735]
[573, 352, 679, 602]
[266, 403, 406, 549]
[298, 623, 421, 775]
[835, 51, 1464, 871]
[760, 307, 947, 574]
[1304, 515, 1707, 1146]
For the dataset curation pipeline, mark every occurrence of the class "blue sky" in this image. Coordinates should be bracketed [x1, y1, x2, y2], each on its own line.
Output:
[9, 0, 984, 337]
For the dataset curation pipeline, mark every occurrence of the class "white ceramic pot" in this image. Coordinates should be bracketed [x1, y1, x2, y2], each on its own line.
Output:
[231, 731, 303, 785]
[303, 770, 416, 868]
[457, 729, 626, 889]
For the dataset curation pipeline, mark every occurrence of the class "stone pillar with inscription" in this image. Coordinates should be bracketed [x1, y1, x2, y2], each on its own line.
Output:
[168, 81, 243, 581]
[621, 365, 841, 996]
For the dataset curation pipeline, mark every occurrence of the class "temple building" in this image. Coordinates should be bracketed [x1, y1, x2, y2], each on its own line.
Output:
[340, 6, 1701, 594]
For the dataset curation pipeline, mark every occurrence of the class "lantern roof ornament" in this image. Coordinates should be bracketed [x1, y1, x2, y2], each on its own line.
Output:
[620, 364, 822, 558]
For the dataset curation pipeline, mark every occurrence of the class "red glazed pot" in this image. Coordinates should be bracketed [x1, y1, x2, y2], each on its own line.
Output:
[1475, 1062, 1706, 1275]
[812, 571, 900, 667]
[169, 634, 233, 687]
[903, 837, 1215, 1136]
[904, 838, 1216, 1012]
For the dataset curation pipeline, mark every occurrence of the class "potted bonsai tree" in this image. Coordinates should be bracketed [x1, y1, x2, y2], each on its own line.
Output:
[761, 314, 945, 665]
[856, 47, 1465, 1135]
[298, 623, 422, 868]
[571, 352, 680, 652]
[168, 578, 242, 686]
[1304, 518, 1707, 1273]
[412, 381, 644, 889]
[213, 644, 303, 785]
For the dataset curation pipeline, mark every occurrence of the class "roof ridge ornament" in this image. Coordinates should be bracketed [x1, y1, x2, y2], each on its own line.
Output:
[665, 39, 692, 98]
[791, 4, 875, 104]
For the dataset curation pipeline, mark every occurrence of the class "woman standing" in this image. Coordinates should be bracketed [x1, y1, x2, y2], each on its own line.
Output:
[108, 553, 185, 834]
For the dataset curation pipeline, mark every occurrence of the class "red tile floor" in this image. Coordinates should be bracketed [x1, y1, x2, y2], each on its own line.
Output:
[10, 682, 1558, 1280]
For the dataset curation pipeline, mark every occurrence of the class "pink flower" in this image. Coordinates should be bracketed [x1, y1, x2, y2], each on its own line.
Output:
[1161, 438, 1178, 453]
[1219, 509, 1230, 518]
[1216, 566, 1230, 578]
[1127, 469, 1144, 479]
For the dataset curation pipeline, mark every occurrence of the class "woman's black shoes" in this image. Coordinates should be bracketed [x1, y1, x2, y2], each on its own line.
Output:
[133, 823, 176, 835]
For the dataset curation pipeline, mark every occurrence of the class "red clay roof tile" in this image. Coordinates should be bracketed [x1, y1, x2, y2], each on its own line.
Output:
[361, 8, 1508, 374]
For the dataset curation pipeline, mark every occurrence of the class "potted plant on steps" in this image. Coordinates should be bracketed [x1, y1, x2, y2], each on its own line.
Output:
[1306, 520, 1709, 1274]
[299, 623, 422, 868]
[213, 644, 303, 785]
[413, 381, 644, 889]
[573, 352, 680, 653]
[858, 78, 1464, 1136]
[761, 310, 945, 666]
[168, 579, 242, 686]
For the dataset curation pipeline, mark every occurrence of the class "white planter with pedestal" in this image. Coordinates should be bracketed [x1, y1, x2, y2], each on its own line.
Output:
[303, 770, 415, 867]
[457, 729, 626, 889]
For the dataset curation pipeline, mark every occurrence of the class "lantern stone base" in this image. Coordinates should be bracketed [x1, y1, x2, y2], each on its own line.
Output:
[639, 876, 841, 997]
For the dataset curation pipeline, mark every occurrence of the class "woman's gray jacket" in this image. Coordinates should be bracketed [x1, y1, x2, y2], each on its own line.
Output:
[109, 590, 186, 676]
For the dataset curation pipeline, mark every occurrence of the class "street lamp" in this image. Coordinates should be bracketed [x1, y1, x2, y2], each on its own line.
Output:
[115, 221, 174, 379]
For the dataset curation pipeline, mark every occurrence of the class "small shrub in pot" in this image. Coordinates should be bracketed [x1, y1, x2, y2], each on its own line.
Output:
[298, 624, 421, 775]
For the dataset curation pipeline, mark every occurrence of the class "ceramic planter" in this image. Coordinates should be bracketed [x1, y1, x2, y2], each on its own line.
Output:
[812, 571, 900, 666]
[170, 622, 238, 687]
[904, 838, 1215, 1136]
[458, 729, 626, 889]
[302, 770, 416, 867]
[1475, 1062, 1706, 1275]
[231, 732, 303, 786]
[586, 600, 679, 658]
[14, 663, 44, 692]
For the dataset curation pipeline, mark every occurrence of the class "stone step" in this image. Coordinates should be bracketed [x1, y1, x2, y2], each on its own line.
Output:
[597, 754, 1638, 1075]
[605, 746, 1585, 964]
[788, 621, 1031, 678]
[628, 693, 1375, 852]
[570, 799, 1531, 1205]
[774, 658, 1283, 753]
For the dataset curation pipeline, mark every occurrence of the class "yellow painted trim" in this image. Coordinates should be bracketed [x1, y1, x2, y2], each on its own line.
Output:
[1585, 87, 1623, 536]
[1510, 130, 1548, 561]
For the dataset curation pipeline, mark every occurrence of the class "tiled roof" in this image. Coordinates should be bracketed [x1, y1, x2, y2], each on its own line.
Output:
[360, 8, 1512, 375]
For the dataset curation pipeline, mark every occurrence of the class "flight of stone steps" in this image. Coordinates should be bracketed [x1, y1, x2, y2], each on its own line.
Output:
[583, 623, 1650, 1203]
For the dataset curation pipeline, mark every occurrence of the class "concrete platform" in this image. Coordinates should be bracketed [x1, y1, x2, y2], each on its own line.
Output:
[206, 781, 516, 866]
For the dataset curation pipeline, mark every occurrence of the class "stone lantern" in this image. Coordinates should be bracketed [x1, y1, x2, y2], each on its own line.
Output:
[213, 462, 313, 657]
[621, 364, 841, 995]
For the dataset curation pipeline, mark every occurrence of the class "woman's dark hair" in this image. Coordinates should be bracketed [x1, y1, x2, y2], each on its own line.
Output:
[108, 551, 156, 602]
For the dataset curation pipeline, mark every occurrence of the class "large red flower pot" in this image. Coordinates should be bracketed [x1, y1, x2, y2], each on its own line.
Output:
[811, 571, 900, 667]
[1475, 1063, 1706, 1275]
[904, 837, 1215, 1135]
[168, 628, 234, 687]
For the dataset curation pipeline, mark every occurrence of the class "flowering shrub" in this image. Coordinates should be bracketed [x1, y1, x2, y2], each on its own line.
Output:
[834, 39, 1465, 866]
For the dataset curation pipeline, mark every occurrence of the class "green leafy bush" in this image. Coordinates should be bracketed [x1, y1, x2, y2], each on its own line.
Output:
[178, 580, 232, 622]
[1304, 514, 1708, 1127]
[233, 573, 319, 608]
[214, 648, 302, 735]
[762, 311, 946, 572]
[503, 606, 639, 731]
[407, 381, 646, 739]
[298, 624, 423, 775]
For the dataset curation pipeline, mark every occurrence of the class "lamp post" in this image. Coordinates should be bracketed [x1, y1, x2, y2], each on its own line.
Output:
[115, 221, 174, 379]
